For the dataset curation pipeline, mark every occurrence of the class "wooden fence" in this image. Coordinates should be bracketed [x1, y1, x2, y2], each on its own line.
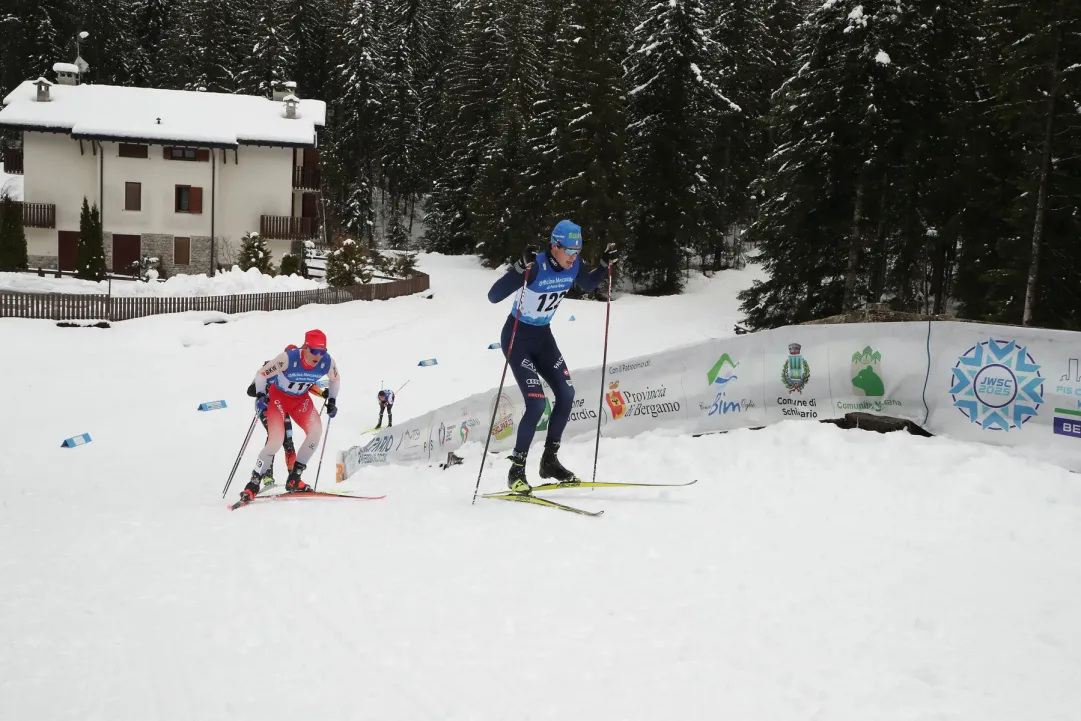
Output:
[0, 272, 430, 322]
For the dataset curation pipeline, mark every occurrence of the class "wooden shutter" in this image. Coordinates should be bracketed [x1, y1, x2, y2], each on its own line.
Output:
[304, 148, 319, 166]
[174, 237, 191, 265]
[195, 149, 210, 162]
[125, 182, 141, 211]
[163, 146, 172, 159]
[190, 187, 203, 214]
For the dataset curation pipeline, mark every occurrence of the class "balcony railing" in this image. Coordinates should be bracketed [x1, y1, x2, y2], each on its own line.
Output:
[293, 166, 321, 190]
[260, 215, 318, 241]
[2, 147, 23, 174]
[21, 202, 55, 229]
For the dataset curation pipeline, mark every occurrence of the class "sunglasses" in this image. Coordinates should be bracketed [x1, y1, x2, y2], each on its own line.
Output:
[554, 243, 581, 256]
[306, 346, 326, 356]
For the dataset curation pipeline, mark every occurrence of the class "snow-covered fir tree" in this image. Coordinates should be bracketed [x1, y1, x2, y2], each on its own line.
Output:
[624, 0, 740, 294]
[237, 0, 294, 98]
[470, 0, 545, 265]
[238, 232, 275, 274]
[324, 238, 374, 286]
[331, 0, 385, 241]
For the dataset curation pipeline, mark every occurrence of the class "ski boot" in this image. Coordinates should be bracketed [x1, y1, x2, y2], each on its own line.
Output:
[538, 441, 578, 485]
[261, 462, 276, 488]
[285, 461, 313, 493]
[507, 450, 532, 494]
[284, 444, 297, 472]
[239, 472, 263, 503]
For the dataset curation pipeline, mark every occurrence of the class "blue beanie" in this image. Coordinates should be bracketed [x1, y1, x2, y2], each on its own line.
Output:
[550, 220, 583, 250]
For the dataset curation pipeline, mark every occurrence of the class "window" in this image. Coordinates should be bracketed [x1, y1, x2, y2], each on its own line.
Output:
[118, 143, 149, 159]
[174, 237, 190, 266]
[174, 185, 203, 214]
[164, 147, 209, 162]
[124, 182, 141, 211]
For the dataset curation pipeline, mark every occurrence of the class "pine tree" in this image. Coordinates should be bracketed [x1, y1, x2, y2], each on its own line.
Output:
[0, 0, 72, 98]
[739, 1, 916, 326]
[76, 198, 107, 280]
[76, 0, 139, 85]
[380, 0, 425, 216]
[237, 0, 294, 97]
[132, 0, 175, 87]
[237, 232, 275, 273]
[540, 0, 628, 266]
[470, 0, 544, 265]
[624, 0, 739, 294]
[0, 194, 29, 271]
[973, 0, 1081, 329]
[331, 0, 384, 241]
[324, 237, 373, 286]
[283, 0, 333, 100]
[423, 0, 504, 254]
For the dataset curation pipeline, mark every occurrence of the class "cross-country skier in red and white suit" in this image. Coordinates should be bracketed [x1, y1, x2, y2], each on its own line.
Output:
[238, 329, 341, 503]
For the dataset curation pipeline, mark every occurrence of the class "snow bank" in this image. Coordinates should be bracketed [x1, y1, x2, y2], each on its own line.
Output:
[0, 266, 324, 297]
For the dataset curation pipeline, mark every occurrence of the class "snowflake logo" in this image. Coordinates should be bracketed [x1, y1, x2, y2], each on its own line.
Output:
[950, 339, 1043, 431]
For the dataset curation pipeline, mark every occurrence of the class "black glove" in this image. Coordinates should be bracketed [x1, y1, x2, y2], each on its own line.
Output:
[512, 245, 539, 274]
[326, 397, 338, 419]
[320, 388, 329, 399]
[246, 382, 257, 397]
[600, 242, 618, 267]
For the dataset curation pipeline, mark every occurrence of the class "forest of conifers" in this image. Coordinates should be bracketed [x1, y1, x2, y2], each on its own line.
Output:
[1, 0, 1078, 329]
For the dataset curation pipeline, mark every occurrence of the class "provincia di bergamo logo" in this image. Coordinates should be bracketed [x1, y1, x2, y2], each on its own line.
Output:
[950, 338, 1044, 432]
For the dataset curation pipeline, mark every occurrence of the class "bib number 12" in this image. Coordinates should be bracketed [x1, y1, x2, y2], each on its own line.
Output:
[536, 291, 567, 313]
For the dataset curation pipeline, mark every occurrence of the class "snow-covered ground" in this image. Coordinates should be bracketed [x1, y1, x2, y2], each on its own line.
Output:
[0, 160, 23, 200]
[0, 265, 325, 296]
[3, 253, 1079, 721]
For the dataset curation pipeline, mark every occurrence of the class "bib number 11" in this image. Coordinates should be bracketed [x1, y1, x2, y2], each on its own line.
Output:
[536, 291, 567, 313]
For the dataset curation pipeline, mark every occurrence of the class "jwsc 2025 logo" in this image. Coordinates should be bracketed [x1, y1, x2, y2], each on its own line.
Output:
[950, 338, 1043, 431]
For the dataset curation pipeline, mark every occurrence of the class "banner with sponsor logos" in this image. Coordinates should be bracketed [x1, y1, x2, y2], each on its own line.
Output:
[925, 322, 1081, 470]
[335, 321, 1081, 481]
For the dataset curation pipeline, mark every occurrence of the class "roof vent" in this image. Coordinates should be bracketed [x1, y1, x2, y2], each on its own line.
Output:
[273, 80, 297, 102]
[53, 62, 79, 86]
[35, 77, 53, 102]
[284, 95, 299, 119]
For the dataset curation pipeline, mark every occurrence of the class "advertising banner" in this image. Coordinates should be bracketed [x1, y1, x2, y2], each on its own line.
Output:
[336, 322, 1081, 481]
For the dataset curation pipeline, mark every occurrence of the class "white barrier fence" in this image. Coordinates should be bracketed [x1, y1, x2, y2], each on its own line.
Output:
[336, 321, 1081, 480]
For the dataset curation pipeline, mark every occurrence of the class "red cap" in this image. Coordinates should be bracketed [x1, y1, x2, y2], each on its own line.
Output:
[304, 329, 327, 350]
[285, 344, 298, 351]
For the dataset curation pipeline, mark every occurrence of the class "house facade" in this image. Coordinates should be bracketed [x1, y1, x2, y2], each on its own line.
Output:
[0, 70, 325, 277]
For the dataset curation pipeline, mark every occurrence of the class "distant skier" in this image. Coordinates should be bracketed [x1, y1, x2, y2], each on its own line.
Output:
[486, 219, 617, 493]
[375, 389, 395, 429]
[239, 329, 340, 503]
[246, 343, 299, 486]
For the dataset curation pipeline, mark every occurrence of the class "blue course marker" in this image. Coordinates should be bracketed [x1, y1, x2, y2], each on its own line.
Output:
[488, 343, 501, 349]
[418, 358, 438, 367]
[568, 315, 576, 321]
[61, 433, 92, 448]
[198, 400, 228, 411]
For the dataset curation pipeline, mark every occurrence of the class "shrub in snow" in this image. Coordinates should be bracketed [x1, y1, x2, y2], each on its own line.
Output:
[279, 253, 301, 276]
[76, 197, 107, 281]
[324, 238, 374, 288]
[390, 252, 418, 279]
[0, 193, 28, 271]
[131, 255, 163, 282]
[238, 232, 275, 275]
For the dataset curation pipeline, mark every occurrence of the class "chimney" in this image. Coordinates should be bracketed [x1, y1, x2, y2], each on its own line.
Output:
[35, 77, 53, 102]
[53, 62, 79, 86]
[272, 80, 297, 102]
[283, 95, 299, 119]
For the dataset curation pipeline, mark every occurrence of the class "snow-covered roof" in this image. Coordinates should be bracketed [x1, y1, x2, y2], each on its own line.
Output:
[0, 82, 326, 148]
[53, 63, 79, 74]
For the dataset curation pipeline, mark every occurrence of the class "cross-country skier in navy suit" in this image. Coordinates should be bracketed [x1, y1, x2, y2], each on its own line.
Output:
[487, 219, 618, 493]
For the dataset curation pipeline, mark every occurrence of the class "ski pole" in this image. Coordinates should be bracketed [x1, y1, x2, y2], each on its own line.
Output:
[222, 414, 259, 498]
[313, 403, 332, 492]
[472, 268, 530, 504]
[591, 265, 614, 483]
